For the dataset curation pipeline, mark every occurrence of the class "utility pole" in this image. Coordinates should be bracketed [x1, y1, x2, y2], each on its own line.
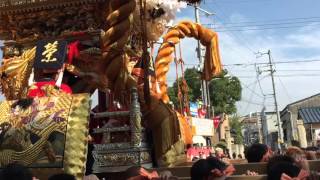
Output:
[266, 50, 284, 148]
[257, 50, 283, 150]
[194, 2, 214, 118]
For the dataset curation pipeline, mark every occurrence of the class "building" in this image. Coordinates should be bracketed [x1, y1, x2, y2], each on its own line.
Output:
[281, 93, 320, 148]
[298, 107, 320, 147]
[241, 113, 263, 146]
[261, 111, 279, 150]
[214, 114, 244, 157]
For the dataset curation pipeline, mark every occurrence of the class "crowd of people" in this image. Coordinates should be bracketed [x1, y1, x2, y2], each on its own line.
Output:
[0, 163, 99, 180]
[1, 143, 319, 180]
[186, 145, 244, 162]
[190, 143, 320, 180]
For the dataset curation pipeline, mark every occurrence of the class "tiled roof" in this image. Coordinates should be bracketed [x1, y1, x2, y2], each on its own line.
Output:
[298, 107, 320, 124]
[281, 93, 320, 116]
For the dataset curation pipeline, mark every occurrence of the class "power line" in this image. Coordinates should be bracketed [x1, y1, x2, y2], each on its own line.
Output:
[202, 16, 320, 25]
[276, 69, 320, 72]
[203, 3, 257, 55]
[209, 0, 275, 4]
[228, 71, 265, 99]
[213, 16, 257, 53]
[277, 76, 292, 102]
[241, 98, 265, 106]
[210, 23, 320, 32]
[275, 74, 320, 77]
[205, 20, 320, 29]
[233, 69, 320, 72]
[230, 59, 320, 66]
[186, 58, 320, 67]
[255, 67, 267, 97]
[242, 82, 259, 113]
[247, 74, 270, 87]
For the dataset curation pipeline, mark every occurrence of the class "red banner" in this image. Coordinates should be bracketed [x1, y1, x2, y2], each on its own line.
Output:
[213, 116, 221, 129]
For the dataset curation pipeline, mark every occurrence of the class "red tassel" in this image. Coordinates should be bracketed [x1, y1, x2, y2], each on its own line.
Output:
[67, 41, 80, 64]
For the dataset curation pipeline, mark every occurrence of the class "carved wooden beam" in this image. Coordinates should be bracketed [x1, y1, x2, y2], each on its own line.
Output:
[0, 0, 107, 15]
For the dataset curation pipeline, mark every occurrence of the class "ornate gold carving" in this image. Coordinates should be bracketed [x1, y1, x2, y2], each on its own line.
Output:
[130, 88, 142, 147]
[93, 150, 152, 168]
[0, 47, 35, 100]
[140, 151, 152, 162]
[0, 3, 105, 42]
[0, 94, 90, 180]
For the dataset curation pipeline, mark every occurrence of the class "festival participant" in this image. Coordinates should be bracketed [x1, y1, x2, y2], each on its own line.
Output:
[286, 146, 309, 170]
[267, 155, 295, 172]
[124, 166, 178, 180]
[83, 174, 99, 180]
[190, 157, 235, 180]
[0, 163, 38, 180]
[316, 151, 320, 160]
[267, 162, 309, 180]
[48, 173, 76, 180]
[187, 145, 196, 162]
[245, 143, 271, 163]
[192, 145, 200, 161]
[203, 147, 211, 158]
[215, 147, 224, 160]
[305, 150, 317, 160]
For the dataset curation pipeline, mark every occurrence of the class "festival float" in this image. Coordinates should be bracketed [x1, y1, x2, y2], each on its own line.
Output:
[0, 0, 222, 179]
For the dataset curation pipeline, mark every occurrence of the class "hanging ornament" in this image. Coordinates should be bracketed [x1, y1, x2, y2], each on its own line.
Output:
[133, 0, 187, 41]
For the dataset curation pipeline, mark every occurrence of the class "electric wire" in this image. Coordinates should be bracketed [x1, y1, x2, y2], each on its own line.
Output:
[204, 20, 320, 29]
[185, 58, 320, 67]
[206, 4, 257, 54]
[201, 16, 320, 25]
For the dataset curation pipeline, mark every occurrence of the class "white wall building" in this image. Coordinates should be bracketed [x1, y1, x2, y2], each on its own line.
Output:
[261, 111, 279, 150]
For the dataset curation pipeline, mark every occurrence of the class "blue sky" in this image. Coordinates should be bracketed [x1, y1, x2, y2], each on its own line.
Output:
[171, 0, 320, 115]
[1, 0, 320, 115]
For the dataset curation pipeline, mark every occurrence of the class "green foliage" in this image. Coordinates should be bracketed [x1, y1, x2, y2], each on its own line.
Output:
[229, 115, 244, 144]
[168, 68, 242, 115]
[216, 141, 227, 150]
[167, 77, 194, 109]
[168, 86, 178, 107]
[209, 70, 242, 115]
[184, 68, 201, 102]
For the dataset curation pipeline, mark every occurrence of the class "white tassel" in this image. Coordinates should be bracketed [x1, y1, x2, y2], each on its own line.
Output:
[55, 66, 64, 88]
[28, 68, 34, 86]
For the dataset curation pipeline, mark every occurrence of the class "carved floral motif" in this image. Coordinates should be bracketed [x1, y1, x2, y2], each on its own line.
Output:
[0, 3, 105, 42]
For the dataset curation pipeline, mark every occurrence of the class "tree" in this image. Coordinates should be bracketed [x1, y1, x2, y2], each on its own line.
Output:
[167, 77, 193, 110]
[168, 68, 242, 115]
[209, 70, 242, 115]
[229, 115, 243, 144]
[184, 68, 202, 102]
[168, 84, 178, 108]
